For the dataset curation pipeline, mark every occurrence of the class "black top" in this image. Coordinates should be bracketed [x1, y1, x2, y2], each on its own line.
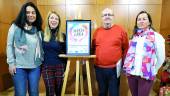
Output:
[43, 33, 66, 65]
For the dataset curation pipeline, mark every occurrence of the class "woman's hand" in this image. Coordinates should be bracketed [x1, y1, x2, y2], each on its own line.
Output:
[9, 65, 16, 76]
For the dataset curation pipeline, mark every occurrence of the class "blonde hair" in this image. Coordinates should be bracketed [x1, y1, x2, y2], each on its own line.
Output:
[44, 11, 64, 42]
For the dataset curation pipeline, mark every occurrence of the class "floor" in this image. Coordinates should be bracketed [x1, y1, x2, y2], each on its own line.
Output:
[0, 75, 158, 96]
[0, 87, 157, 96]
[0, 87, 45, 96]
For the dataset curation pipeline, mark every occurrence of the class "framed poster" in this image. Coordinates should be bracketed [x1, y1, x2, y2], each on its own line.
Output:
[66, 20, 91, 56]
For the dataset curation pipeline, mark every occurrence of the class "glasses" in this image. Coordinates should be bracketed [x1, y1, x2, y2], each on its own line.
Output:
[102, 13, 114, 17]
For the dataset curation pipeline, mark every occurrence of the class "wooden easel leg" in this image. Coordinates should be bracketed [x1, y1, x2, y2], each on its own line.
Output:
[80, 61, 84, 95]
[75, 60, 80, 96]
[61, 59, 71, 96]
[86, 60, 92, 96]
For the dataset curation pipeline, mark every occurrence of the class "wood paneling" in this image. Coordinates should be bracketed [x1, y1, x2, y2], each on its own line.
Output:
[0, 23, 10, 54]
[66, 0, 96, 4]
[97, 0, 162, 5]
[66, 5, 97, 32]
[160, 0, 170, 56]
[37, 0, 65, 5]
[0, 0, 19, 24]
[37, 0, 97, 5]
[37, 0, 162, 38]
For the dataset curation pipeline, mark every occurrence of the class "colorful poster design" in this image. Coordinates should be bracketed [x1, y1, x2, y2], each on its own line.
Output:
[66, 20, 91, 55]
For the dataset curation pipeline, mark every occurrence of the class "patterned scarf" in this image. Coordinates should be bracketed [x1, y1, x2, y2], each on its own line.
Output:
[13, 24, 44, 61]
[123, 28, 156, 80]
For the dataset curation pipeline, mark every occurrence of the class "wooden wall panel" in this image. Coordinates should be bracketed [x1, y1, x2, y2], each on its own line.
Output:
[160, 0, 170, 57]
[128, 0, 162, 4]
[37, 0, 65, 5]
[0, 0, 36, 24]
[66, 5, 97, 20]
[0, 23, 2, 54]
[0, 23, 10, 54]
[66, 5, 97, 32]
[97, 0, 162, 5]
[97, 0, 129, 5]
[37, 0, 162, 37]
[0, 0, 19, 24]
[66, 0, 96, 4]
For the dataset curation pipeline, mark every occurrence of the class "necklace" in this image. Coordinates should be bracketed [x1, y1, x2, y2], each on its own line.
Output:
[24, 24, 32, 30]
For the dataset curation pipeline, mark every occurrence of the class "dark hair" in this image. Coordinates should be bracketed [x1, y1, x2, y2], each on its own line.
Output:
[14, 2, 42, 31]
[132, 11, 155, 36]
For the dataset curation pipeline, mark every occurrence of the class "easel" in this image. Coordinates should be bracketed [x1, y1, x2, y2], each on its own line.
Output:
[59, 54, 96, 96]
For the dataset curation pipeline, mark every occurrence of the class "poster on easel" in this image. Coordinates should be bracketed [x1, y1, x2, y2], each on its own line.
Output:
[66, 20, 91, 56]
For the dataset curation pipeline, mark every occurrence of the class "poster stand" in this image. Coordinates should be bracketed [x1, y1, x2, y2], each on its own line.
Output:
[59, 54, 96, 96]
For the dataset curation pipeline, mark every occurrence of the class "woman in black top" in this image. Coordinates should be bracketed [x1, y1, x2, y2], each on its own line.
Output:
[42, 11, 65, 96]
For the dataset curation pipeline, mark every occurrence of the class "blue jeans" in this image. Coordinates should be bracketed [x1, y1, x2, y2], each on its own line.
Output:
[12, 66, 41, 96]
[95, 66, 120, 96]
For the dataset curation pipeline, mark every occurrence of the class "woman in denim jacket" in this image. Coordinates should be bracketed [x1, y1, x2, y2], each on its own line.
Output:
[6, 2, 43, 96]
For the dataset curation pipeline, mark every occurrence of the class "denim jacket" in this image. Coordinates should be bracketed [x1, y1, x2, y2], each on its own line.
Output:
[6, 24, 43, 68]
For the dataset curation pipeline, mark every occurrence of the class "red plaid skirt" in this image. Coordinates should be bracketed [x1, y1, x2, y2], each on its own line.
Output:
[41, 64, 65, 95]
